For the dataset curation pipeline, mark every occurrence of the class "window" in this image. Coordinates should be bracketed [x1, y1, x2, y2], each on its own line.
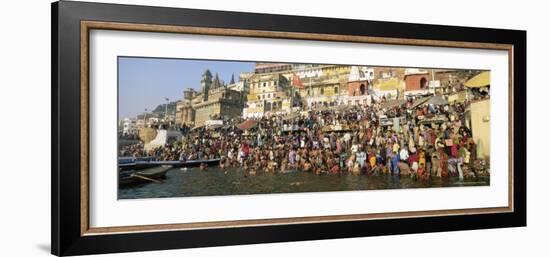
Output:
[320, 88, 324, 95]
[334, 86, 339, 94]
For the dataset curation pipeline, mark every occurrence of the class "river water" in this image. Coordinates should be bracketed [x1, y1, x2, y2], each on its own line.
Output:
[118, 167, 490, 199]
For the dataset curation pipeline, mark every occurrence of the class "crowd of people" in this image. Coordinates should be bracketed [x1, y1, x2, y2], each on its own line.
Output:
[119, 95, 490, 181]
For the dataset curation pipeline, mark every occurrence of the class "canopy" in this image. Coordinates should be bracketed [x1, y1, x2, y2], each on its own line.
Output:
[282, 113, 300, 121]
[336, 104, 356, 111]
[190, 124, 205, 131]
[238, 119, 259, 130]
[409, 97, 430, 109]
[207, 124, 224, 129]
[464, 71, 490, 88]
[381, 99, 405, 109]
[426, 95, 448, 105]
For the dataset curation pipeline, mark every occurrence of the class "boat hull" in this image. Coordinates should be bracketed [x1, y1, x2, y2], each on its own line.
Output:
[119, 165, 171, 187]
[119, 158, 221, 171]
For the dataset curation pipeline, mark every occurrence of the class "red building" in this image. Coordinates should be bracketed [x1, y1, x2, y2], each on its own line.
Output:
[347, 81, 370, 96]
[404, 73, 430, 91]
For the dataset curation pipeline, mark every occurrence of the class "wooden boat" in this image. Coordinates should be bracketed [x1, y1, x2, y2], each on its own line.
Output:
[118, 158, 221, 171]
[179, 158, 221, 168]
[119, 165, 171, 187]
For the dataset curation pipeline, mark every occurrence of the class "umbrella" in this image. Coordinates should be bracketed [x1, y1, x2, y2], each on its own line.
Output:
[190, 124, 206, 131]
[425, 95, 448, 105]
[238, 119, 259, 130]
[381, 100, 405, 109]
[282, 113, 300, 121]
[207, 124, 223, 130]
[464, 71, 490, 88]
[409, 97, 430, 109]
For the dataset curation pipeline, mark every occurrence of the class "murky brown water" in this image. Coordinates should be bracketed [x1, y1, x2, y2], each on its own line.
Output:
[118, 167, 489, 199]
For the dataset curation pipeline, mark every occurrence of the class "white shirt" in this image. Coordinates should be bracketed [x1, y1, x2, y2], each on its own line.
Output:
[400, 148, 409, 161]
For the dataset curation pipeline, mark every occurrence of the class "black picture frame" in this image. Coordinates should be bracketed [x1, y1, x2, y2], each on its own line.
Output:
[51, 1, 526, 256]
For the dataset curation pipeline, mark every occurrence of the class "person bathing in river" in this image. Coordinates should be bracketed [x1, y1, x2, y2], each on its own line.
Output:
[267, 160, 277, 174]
[368, 149, 377, 175]
[280, 158, 288, 173]
[346, 154, 356, 173]
[218, 157, 226, 170]
[288, 148, 296, 169]
[303, 159, 312, 173]
[352, 161, 361, 175]
[356, 146, 367, 168]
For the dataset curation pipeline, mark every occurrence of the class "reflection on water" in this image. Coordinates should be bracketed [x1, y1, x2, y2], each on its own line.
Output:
[118, 167, 490, 199]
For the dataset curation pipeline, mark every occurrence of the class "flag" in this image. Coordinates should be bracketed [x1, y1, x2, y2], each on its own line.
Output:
[291, 73, 304, 89]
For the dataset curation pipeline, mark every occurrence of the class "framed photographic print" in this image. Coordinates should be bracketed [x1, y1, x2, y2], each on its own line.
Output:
[51, 1, 526, 256]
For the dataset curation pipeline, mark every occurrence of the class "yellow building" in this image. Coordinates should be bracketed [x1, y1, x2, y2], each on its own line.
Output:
[192, 87, 244, 126]
[175, 88, 197, 126]
[468, 99, 490, 159]
[243, 73, 290, 118]
[297, 76, 345, 106]
[290, 64, 351, 79]
[183, 70, 246, 127]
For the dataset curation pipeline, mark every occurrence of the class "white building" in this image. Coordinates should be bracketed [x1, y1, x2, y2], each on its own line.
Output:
[348, 66, 375, 82]
[121, 118, 138, 136]
[226, 81, 248, 92]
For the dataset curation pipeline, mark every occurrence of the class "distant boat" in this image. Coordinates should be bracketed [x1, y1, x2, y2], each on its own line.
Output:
[119, 165, 172, 187]
[118, 158, 221, 171]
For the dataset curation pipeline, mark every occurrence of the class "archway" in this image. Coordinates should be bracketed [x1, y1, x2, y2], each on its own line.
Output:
[360, 84, 366, 95]
[420, 77, 428, 89]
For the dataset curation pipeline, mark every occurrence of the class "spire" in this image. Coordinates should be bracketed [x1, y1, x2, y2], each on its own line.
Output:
[230, 73, 235, 84]
[202, 69, 212, 81]
[212, 73, 222, 89]
[201, 69, 213, 101]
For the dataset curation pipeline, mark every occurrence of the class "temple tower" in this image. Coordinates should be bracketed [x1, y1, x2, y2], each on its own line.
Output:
[201, 69, 212, 101]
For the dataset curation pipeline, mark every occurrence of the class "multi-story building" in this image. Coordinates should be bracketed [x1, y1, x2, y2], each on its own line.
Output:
[254, 63, 292, 74]
[367, 67, 405, 99]
[226, 80, 248, 93]
[121, 118, 138, 136]
[347, 66, 374, 96]
[175, 88, 196, 127]
[243, 73, 290, 118]
[296, 75, 343, 106]
[402, 68, 458, 97]
[403, 68, 431, 94]
[190, 70, 246, 126]
[291, 64, 351, 80]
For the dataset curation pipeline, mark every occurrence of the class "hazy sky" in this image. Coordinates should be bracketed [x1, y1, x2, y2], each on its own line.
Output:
[118, 57, 255, 119]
